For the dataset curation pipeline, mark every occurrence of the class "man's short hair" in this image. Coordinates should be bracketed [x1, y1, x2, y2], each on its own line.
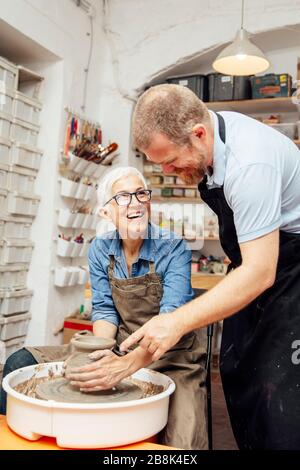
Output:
[132, 84, 211, 149]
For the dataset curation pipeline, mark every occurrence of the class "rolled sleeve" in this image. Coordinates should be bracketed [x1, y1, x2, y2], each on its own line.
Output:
[225, 163, 282, 243]
[159, 239, 194, 313]
[88, 242, 119, 326]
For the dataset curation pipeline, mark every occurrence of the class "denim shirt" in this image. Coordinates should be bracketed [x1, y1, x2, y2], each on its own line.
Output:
[89, 223, 194, 326]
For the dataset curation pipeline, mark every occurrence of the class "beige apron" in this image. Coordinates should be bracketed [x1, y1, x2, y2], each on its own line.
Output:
[109, 256, 208, 450]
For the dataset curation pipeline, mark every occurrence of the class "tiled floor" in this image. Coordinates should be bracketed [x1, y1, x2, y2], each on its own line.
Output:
[211, 369, 238, 450]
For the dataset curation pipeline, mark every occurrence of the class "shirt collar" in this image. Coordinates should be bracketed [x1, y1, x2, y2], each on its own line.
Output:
[206, 111, 226, 187]
[108, 223, 157, 262]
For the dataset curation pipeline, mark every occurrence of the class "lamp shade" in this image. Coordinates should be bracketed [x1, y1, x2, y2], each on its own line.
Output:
[212, 29, 270, 76]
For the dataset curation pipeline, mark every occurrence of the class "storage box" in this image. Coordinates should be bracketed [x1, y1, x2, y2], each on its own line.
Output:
[60, 178, 96, 201]
[54, 267, 87, 287]
[163, 176, 175, 184]
[0, 89, 14, 115]
[0, 239, 34, 265]
[0, 111, 12, 139]
[0, 189, 7, 213]
[184, 189, 197, 198]
[5, 191, 40, 217]
[17, 65, 43, 100]
[9, 142, 43, 171]
[13, 91, 42, 125]
[0, 215, 31, 239]
[150, 175, 163, 185]
[0, 163, 9, 190]
[0, 137, 11, 165]
[173, 188, 185, 197]
[144, 164, 153, 173]
[251, 74, 292, 99]
[10, 117, 39, 146]
[57, 238, 89, 258]
[208, 73, 251, 101]
[0, 56, 18, 91]
[268, 122, 296, 140]
[0, 164, 37, 193]
[161, 188, 173, 197]
[0, 289, 33, 316]
[167, 75, 209, 101]
[63, 317, 92, 344]
[0, 312, 31, 340]
[151, 188, 162, 197]
[0, 264, 28, 291]
[67, 153, 107, 179]
[4, 336, 26, 359]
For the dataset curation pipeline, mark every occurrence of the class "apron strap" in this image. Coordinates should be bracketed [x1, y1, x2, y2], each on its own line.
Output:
[149, 261, 155, 274]
[216, 112, 226, 144]
[108, 255, 115, 278]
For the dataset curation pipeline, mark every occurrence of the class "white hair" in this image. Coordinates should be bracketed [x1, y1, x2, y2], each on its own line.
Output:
[96, 166, 148, 235]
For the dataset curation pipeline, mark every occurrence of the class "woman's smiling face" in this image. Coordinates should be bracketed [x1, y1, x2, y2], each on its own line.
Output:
[107, 174, 151, 239]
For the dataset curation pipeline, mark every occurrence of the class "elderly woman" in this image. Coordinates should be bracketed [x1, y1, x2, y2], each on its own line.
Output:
[0, 166, 207, 450]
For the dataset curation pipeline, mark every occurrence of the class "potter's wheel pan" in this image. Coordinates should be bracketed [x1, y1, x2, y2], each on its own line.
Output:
[3, 362, 175, 449]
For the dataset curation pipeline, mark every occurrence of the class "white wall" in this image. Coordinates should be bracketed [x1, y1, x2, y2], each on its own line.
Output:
[99, 0, 300, 163]
[0, 0, 108, 345]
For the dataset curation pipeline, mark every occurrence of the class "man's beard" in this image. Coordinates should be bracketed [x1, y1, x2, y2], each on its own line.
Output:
[175, 165, 206, 185]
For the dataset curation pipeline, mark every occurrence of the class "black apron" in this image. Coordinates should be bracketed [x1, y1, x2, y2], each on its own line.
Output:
[198, 113, 300, 450]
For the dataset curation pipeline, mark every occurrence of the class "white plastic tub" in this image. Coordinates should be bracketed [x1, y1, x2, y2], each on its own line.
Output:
[9, 165, 36, 193]
[3, 362, 175, 449]
[0, 264, 28, 291]
[0, 239, 34, 265]
[67, 153, 108, 179]
[10, 143, 43, 171]
[56, 239, 89, 258]
[5, 191, 40, 217]
[0, 215, 32, 239]
[0, 111, 12, 139]
[78, 268, 89, 285]
[0, 57, 18, 90]
[0, 312, 31, 340]
[0, 136, 11, 165]
[0, 89, 14, 115]
[10, 118, 39, 146]
[13, 91, 42, 125]
[57, 209, 75, 228]
[0, 289, 33, 316]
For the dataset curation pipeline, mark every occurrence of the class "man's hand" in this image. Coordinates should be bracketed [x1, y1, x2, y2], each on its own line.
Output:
[119, 313, 184, 361]
[65, 349, 132, 392]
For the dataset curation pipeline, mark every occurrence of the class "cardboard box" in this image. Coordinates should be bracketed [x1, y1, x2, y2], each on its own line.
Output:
[63, 317, 93, 344]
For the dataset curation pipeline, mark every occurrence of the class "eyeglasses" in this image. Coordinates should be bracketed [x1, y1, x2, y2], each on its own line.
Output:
[104, 189, 152, 206]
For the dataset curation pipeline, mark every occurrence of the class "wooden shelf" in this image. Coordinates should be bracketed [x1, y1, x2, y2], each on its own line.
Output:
[207, 97, 300, 114]
[184, 236, 219, 241]
[152, 196, 201, 203]
[151, 184, 197, 189]
[144, 172, 179, 178]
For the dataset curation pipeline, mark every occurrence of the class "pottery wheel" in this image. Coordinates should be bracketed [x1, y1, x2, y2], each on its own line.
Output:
[35, 377, 143, 403]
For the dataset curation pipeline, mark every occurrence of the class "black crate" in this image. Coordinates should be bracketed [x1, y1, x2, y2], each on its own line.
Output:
[251, 73, 292, 99]
[166, 75, 209, 101]
[207, 73, 252, 102]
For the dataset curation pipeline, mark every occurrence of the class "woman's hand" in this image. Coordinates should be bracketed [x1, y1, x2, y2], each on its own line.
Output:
[120, 313, 184, 361]
[65, 349, 133, 392]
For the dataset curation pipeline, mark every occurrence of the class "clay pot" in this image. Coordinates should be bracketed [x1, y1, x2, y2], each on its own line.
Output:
[65, 335, 116, 376]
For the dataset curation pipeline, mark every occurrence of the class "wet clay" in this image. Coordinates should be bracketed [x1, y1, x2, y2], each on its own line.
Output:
[14, 372, 164, 402]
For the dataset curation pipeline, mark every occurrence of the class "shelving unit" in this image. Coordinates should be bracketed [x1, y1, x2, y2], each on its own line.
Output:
[207, 96, 300, 114]
[54, 109, 117, 289]
[0, 56, 43, 362]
